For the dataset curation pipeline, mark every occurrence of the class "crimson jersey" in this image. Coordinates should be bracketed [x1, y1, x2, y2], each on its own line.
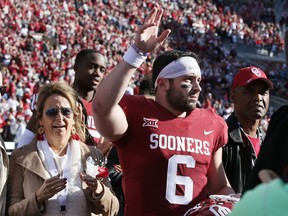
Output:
[81, 99, 101, 144]
[115, 95, 228, 216]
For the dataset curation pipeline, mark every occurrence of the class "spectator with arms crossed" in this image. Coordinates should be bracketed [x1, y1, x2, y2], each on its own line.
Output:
[93, 5, 234, 215]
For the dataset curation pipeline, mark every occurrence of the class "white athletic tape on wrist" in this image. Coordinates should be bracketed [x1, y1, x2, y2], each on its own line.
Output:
[123, 45, 147, 68]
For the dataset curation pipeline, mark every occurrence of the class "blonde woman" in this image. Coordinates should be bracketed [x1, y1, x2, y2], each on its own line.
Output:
[7, 81, 119, 215]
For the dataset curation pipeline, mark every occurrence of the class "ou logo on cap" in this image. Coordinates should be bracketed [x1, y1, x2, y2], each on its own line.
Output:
[251, 67, 261, 77]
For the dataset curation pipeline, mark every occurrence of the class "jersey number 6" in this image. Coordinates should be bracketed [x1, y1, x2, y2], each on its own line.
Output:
[166, 155, 195, 204]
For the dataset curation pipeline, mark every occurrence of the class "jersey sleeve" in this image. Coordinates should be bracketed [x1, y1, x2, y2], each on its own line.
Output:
[209, 108, 228, 153]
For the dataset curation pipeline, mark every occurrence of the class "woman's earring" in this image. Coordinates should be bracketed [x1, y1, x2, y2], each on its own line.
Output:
[71, 126, 79, 140]
[37, 125, 45, 140]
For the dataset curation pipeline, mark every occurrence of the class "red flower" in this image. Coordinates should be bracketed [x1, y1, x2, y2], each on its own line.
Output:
[96, 166, 109, 178]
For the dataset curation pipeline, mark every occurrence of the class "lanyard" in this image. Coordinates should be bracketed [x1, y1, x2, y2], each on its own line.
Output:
[38, 138, 71, 213]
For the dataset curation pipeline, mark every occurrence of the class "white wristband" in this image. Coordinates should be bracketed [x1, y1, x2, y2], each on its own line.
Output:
[123, 45, 147, 68]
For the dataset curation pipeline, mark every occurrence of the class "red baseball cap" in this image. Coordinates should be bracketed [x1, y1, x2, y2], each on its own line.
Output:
[232, 66, 273, 90]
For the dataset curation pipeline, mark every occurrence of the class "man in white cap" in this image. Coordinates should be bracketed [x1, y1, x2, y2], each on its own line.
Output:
[92, 5, 234, 215]
[222, 66, 273, 194]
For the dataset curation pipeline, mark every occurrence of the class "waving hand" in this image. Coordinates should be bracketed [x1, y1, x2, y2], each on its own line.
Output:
[135, 5, 171, 53]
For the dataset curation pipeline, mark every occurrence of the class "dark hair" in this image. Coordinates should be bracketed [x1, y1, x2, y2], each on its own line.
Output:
[139, 77, 154, 96]
[152, 50, 199, 85]
[75, 49, 102, 65]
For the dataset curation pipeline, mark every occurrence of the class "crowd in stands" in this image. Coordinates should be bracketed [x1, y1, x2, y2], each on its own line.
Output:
[0, 0, 287, 142]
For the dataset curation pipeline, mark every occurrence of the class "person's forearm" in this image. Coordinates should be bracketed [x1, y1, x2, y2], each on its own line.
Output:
[214, 185, 235, 195]
[93, 60, 136, 115]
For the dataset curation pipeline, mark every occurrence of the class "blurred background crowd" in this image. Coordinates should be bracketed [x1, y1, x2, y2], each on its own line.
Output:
[0, 0, 287, 143]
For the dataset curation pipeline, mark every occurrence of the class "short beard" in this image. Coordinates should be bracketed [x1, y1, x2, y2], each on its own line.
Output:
[166, 84, 196, 113]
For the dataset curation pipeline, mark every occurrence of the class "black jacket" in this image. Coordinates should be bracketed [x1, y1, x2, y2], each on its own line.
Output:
[222, 112, 266, 194]
[244, 105, 288, 193]
[106, 146, 124, 216]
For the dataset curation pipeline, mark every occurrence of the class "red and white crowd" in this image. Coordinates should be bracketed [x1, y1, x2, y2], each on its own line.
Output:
[0, 0, 286, 142]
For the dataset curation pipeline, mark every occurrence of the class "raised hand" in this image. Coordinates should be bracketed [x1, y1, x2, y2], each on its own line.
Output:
[35, 175, 67, 206]
[134, 4, 171, 54]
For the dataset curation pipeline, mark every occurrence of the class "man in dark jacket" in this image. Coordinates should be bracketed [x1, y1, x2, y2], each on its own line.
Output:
[244, 30, 288, 193]
[222, 66, 273, 194]
[244, 105, 288, 193]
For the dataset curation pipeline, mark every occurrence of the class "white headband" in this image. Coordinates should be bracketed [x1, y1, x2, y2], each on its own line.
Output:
[154, 56, 201, 88]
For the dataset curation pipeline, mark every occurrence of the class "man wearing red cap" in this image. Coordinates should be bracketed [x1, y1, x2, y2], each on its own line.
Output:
[222, 66, 273, 194]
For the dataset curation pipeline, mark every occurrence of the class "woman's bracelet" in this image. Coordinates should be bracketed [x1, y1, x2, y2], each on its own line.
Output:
[123, 44, 148, 68]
